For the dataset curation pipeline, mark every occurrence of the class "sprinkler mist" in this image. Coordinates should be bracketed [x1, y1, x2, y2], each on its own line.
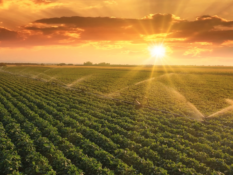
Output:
[66, 75, 92, 88]
[208, 99, 233, 118]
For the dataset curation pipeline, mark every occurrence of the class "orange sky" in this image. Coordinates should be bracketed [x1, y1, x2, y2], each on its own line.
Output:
[0, 0, 233, 65]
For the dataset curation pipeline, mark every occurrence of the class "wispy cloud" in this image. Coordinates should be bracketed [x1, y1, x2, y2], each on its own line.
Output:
[0, 13, 233, 62]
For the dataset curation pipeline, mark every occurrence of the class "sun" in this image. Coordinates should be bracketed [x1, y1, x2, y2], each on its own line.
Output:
[148, 44, 166, 58]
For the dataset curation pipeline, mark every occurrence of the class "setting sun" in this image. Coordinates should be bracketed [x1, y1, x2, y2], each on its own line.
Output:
[148, 44, 166, 58]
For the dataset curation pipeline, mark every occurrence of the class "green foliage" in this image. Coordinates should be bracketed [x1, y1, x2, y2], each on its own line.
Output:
[0, 67, 233, 174]
[83, 61, 93, 66]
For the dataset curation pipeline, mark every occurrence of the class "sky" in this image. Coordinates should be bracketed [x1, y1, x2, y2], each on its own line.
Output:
[0, 0, 233, 65]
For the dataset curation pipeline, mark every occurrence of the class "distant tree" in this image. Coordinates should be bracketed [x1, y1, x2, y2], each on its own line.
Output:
[0, 63, 7, 67]
[97, 62, 110, 66]
[83, 61, 93, 66]
[57, 63, 66, 66]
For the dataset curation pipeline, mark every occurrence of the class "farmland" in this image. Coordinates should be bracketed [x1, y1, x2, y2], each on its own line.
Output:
[0, 66, 233, 174]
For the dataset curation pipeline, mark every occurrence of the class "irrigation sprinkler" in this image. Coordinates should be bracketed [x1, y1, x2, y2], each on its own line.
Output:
[1, 70, 186, 119]
[132, 95, 143, 109]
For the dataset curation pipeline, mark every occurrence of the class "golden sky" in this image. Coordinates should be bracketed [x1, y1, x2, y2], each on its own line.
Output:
[0, 0, 233, 65]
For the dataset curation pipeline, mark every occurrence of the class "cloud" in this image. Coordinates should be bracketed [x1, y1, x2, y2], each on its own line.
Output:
[173, 15, 233, 32]
[30, 14, 233, 44]
[24, 25, 69, 35]
[1, 14, 233, 48]
[31, 14, 178, 41]
[0, 25, 85, 48]
[34, 13, 177, 29]
[0, 27, 18, 40]
[33, 0, 53, 4]
[187, 30, 233, 43]
[168, 15, 233, 43]
[0, 0, 77, 32]
[184, 47, 212, 56]
[104, 0, 117, 5]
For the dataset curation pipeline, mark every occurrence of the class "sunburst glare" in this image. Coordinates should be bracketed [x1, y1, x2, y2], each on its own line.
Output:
[148, 44, 166, 58]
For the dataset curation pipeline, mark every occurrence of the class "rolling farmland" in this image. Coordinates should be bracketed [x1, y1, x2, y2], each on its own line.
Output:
[0, 66, 233, 175]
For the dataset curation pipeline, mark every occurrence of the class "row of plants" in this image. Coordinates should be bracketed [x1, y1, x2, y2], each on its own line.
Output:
[0, 122, 22, 175]
[0, 103, 56, 175]
[0, 93, 115, 175]
[7, 78, 233, 161]
[0, 86, 168, 175]
[0, 73, 233, 174]
[0, 78, 228, 174]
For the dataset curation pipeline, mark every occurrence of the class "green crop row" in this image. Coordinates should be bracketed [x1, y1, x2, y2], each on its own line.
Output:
[0, 72, 233, 175]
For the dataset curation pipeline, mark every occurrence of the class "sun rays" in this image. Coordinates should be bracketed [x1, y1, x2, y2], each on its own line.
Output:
[148, 44, 166, 58]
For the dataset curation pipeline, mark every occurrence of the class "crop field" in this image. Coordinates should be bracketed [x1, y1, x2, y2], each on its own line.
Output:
[0, 66, 233, 174]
